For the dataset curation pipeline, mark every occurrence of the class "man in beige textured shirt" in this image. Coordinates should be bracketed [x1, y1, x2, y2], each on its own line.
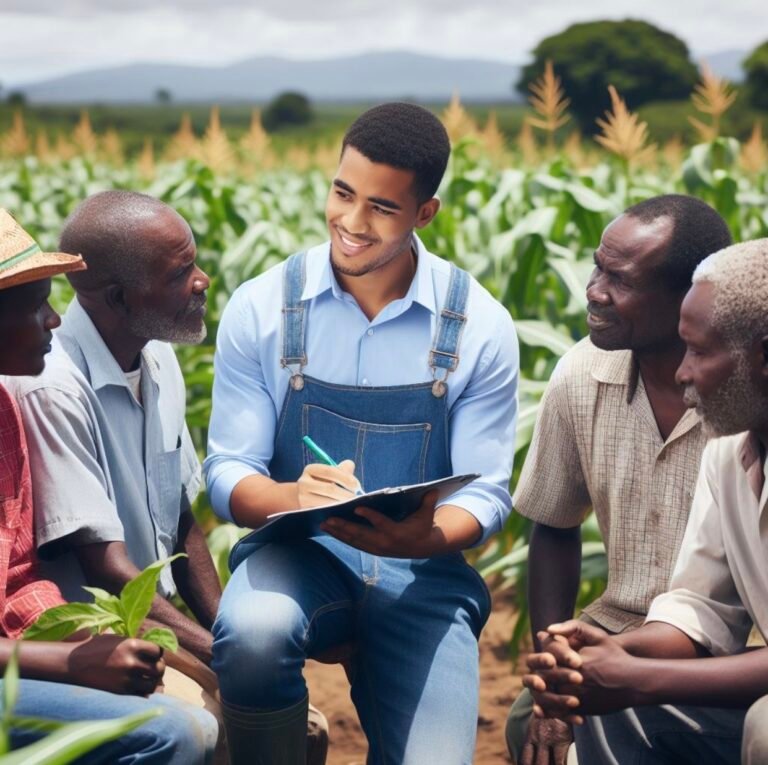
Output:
[524, 238, 768, 764]
[508, 195, 733, 764]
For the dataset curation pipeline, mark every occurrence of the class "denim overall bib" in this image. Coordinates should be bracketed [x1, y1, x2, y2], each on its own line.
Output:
[218, 251, 491, 765]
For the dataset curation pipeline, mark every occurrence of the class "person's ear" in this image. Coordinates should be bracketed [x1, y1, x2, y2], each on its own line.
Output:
[414, 198, 440, 229]
[104, 283, 129, 318]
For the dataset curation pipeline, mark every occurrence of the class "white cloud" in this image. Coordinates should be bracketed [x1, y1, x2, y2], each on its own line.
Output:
[0, 0, 765, 85]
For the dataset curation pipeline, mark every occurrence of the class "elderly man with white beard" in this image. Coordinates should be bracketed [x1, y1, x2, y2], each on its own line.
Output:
[522, 238, 768, 765]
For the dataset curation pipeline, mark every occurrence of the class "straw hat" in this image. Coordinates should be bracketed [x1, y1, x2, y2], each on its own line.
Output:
[0, 208, 85, 290]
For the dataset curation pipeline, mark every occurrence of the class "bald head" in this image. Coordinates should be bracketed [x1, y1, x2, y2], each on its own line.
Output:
[61, 190, 192, 293]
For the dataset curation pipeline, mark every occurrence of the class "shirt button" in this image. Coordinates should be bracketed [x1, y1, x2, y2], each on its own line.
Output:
[362, 378, 370, 386]
[367, 329, 374, 336]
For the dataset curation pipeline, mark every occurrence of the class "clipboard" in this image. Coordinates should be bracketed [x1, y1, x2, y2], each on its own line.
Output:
[234, 473, 480, 547]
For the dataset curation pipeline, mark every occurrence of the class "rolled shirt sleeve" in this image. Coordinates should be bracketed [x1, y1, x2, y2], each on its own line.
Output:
[513, 362, 592, 528]
[439, 307, 519, 544]
[646, 443, 752, 657]
[204, 285, 278, 523]
[15, 387, 125, 557]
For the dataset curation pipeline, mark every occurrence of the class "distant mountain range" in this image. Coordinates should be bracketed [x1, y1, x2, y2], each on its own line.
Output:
[15, 49, 747, 104]
[18, 53, 522, 104]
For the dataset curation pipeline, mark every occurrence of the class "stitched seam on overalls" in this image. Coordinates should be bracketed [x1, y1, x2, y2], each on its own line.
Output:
[418, 426, 431, 484]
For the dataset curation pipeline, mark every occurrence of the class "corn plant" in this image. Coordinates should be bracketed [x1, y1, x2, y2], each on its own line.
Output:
[2, 125, 768, 654]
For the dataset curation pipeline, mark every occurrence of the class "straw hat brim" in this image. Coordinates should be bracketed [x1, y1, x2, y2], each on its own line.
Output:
[0, 250, 86, 290]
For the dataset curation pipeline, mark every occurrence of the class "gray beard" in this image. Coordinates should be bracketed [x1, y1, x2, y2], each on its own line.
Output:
[683, 352, 768, 437]
[126, 304, 207, 345]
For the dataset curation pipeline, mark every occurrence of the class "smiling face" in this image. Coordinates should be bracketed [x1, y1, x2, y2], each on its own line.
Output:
[586, 213, 683, 352]
[0, 278, 61, 376]
[676, 280, 768, 436]
[325, 147, 439, 281]
[122, 210, 210, 345]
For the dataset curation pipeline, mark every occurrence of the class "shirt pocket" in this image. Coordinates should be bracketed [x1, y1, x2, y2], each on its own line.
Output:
[302, 404, 432, 492]
[151, 447, 182, 555]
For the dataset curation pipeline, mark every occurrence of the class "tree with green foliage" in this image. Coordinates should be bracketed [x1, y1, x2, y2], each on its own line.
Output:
[744, 41, 768, 111]
[518, 19, 699, 131]
[261, 91, 313, 132]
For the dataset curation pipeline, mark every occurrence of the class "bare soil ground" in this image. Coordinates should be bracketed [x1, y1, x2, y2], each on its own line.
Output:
[305, 590, 522, 764]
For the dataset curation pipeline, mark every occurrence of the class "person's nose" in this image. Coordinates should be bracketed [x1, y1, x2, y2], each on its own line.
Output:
[675, 353, 692, 387]
[43, 302, 61, 331]
[192, 264, 210, 293]
[341, 203, 370, 237]
[586, 269, 610, 306]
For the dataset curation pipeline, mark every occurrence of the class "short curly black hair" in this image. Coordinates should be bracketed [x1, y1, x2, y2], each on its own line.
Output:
[341, 102, 450, 203]
[625, 194, 732, 292]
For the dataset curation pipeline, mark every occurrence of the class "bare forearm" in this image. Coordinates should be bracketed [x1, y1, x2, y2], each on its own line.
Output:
[614, 622, 705, 659]
[629, 647, 768, 708]
[230, 474, 299, 527]
[528, 523, 581, 649]
[430, 505, 482, 554]
[172, 513, 222, 629]
[144, 597, 213, 663]
[76, 541, 213, 664]
[0, 637, 72, 682]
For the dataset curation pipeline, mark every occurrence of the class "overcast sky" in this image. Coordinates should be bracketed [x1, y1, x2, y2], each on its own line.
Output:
[1, 0, 765, 85]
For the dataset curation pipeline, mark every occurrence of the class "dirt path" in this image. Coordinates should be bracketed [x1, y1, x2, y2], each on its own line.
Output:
[305, 591, 522, 764]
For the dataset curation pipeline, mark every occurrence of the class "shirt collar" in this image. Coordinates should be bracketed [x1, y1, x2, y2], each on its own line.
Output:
[58, 298, 160, 391]
[588, 342, 701, 440]
[588, 347, 639, 403]
[301, 234, 437, 315]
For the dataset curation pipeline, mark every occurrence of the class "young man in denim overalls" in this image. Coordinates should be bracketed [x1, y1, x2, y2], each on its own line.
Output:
[205, 103, 519, 764]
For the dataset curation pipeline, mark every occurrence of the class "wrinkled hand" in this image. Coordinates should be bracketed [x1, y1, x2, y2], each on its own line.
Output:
[523, 633, 585, 725]
[520, 717, 573, 765]
[67, 634, 165, 696]
[321, 490, 440, 558]
[525, 621, 638, 720]
[297, 459, 362, 508]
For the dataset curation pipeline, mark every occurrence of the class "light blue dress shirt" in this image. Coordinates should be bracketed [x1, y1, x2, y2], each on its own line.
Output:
[4, 299, 200, 599]
[205, 236, 519, 544]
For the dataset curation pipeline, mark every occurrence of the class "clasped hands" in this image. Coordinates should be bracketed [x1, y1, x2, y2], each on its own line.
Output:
[523, 620, 640, 724]
[296, 460, 440, 558]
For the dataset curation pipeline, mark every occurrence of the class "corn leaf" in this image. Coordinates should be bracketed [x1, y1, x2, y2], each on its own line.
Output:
[0, 709, 161, 765]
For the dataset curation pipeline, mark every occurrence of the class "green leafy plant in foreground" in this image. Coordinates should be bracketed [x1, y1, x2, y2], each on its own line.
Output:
[23, 555, 184, 652]
[0, 647, 160, 764]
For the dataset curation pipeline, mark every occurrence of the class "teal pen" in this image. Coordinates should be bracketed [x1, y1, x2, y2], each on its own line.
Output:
[302, 435, 338, 466]
[302, 436, 363, 495]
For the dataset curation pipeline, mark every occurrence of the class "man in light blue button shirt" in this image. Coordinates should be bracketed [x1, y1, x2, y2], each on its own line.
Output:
[5, 191, 222, 667]
[206, 103, 519, 764]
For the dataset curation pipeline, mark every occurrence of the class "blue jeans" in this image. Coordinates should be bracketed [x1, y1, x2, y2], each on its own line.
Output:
[1, 678, 217, 764]
[213, 537, 491, 765]
[575, 703, 747, 764]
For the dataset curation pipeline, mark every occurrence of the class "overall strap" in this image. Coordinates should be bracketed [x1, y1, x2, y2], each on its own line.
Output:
[429, 264, 470, 398]
[280, 252, 308, 391]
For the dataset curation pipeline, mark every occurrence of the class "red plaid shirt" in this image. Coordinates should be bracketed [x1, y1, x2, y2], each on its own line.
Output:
[0, 384, 64, 638]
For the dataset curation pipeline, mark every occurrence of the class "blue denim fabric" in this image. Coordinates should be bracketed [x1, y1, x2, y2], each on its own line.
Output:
[0, 678, 217, 764]
[575, 704, 746, 764]
[214, 252, 490, 764]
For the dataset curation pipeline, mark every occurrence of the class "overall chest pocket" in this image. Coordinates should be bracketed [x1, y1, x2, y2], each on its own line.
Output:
[302, 404, 432, 492]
